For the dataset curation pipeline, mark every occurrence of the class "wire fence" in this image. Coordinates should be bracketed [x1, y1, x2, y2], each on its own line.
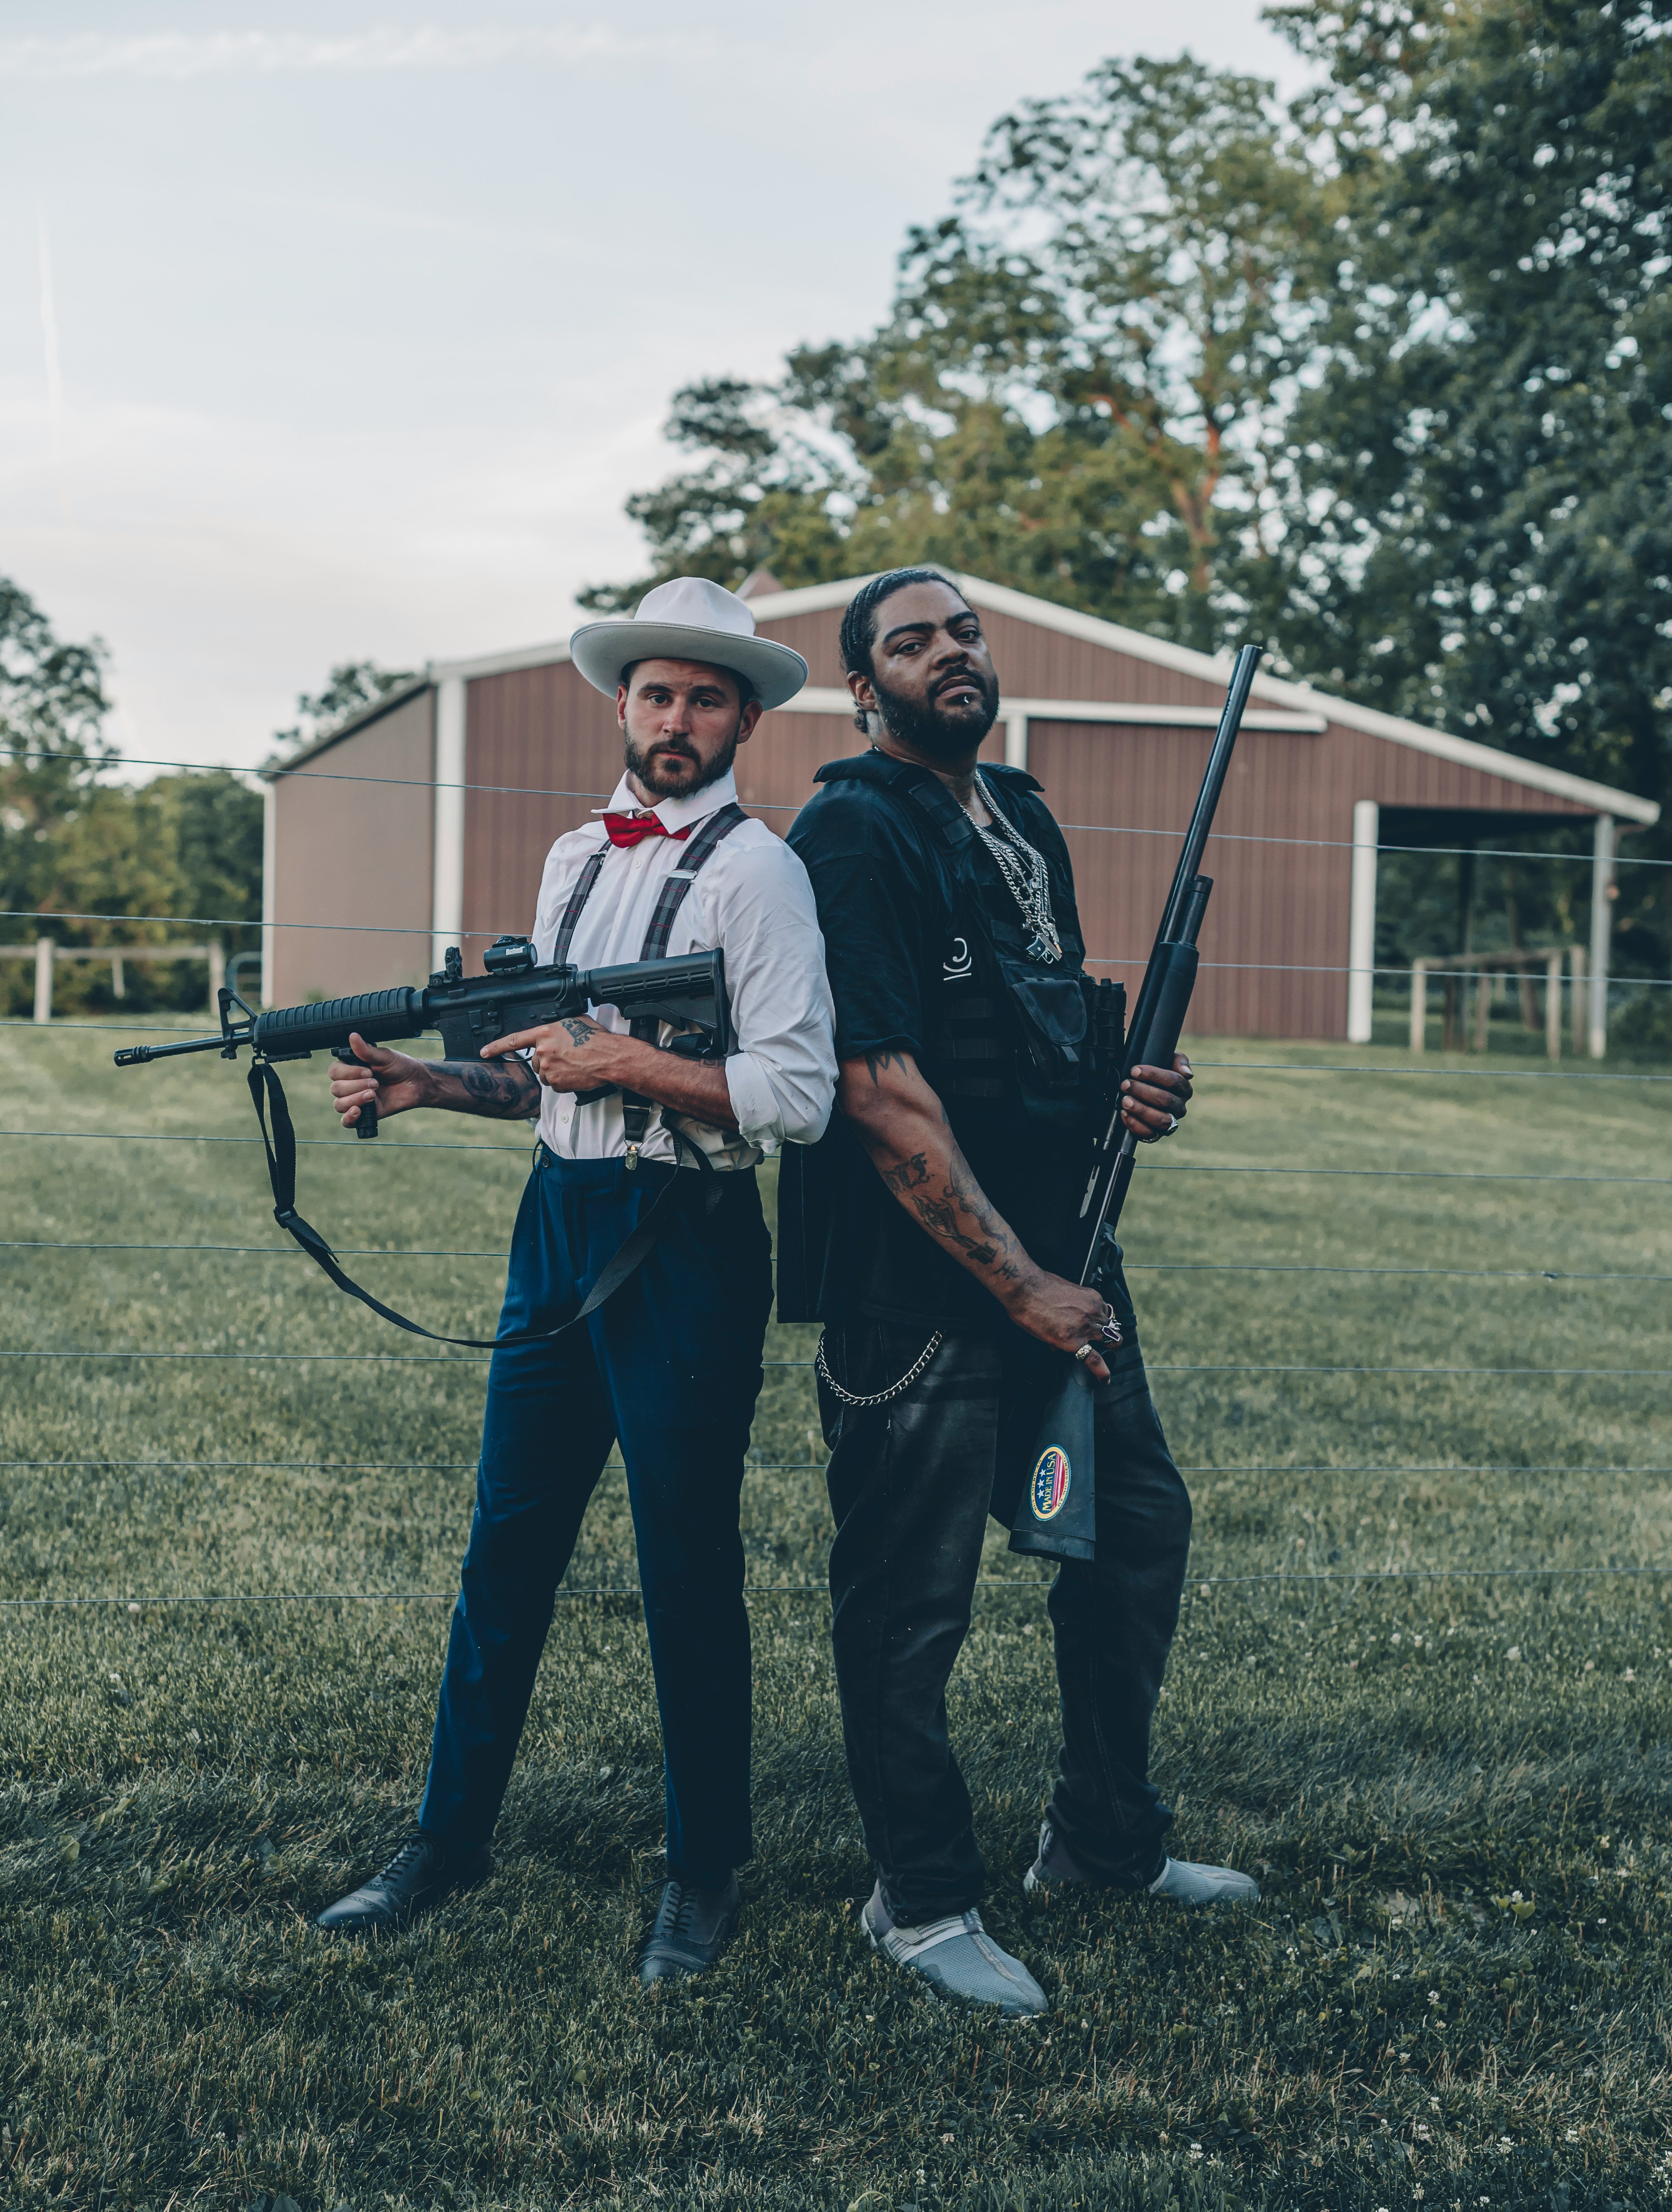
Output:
[9, 904, 1672, 997]
[5, 742, 1669, 868]
[2, 1563, 1666, 1613]
[2, 838, 1667, 1629]
[7, 1236, 1667, 1282]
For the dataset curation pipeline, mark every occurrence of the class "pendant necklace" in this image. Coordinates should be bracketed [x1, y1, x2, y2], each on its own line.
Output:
[971, 772, 1062, 964]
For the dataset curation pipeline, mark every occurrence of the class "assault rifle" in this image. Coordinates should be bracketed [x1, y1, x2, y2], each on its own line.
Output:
[115, 935, 731, 1347]
[116, 934, 731, 1138]
[1011, 644, 1263, 1563]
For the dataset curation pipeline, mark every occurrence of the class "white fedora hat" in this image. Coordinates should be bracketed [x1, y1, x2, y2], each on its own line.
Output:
[570, 576, 808, 712]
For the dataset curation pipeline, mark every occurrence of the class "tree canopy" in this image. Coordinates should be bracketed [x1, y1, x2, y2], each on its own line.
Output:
[590, 0, 1671, 973]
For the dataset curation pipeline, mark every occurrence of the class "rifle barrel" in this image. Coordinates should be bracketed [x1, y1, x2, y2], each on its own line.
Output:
[113, 1032, 239, 1067]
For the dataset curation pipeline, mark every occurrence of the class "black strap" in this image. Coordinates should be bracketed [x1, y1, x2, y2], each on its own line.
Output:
[550, 841, 610, 965]
[247, 1059, 718, 1350]
[612, 804, 750, 1148]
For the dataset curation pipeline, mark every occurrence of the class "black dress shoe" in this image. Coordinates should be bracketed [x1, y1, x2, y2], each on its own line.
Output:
[315, 1832, 492, 1934]
[636, 1873, 740, 1985]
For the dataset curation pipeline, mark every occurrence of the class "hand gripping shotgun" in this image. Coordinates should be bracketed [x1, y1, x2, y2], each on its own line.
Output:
[1009, 644, 1263, 1563]
[115, 934, 731, 1346]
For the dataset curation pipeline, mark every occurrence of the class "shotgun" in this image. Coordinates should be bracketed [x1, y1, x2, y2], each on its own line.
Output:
[1010, 644, 1263, 1562]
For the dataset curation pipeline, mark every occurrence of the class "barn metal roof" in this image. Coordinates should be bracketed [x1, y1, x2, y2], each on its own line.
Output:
[275, 570, 1658, 825]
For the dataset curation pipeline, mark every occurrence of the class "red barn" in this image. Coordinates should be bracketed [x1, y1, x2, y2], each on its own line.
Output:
[263, 572, 1656, 1047]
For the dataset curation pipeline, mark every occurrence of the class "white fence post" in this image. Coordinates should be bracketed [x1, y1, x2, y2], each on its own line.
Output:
[207, 938, 225, 1012]
[111, 952, 125, 999]
[1347, 799, 1379, 1044]
[261, 779, 278, 1009]
[431, 675, 467, 977]
[1409, 959, 1427, 1055]
[1569, 945, 1587, 1056]
[32, 938, 53, 1024]
[1588, 814, 1614, 1059]
[1003, 711, 1029, 771]
[1545, 949, 1562, 1062]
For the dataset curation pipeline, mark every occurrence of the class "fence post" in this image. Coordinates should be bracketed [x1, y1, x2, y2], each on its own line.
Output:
[207, 938, 225, 1013]
[1588, 814, 1614, 1058]
[261, 780, 277, 1009]
[1570, 945, 1587, 1057]
[1545, 949, 1562, 1062]
[32, 938, 53, 1025]
[1347, 800, 1379, 1044]
[111, 952, 125, 999]
[1473, 964, 1492, 1052]
[1409, 960, 1427, 1054]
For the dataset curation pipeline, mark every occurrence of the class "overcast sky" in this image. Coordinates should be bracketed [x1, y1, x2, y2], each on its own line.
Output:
[2, 3, 1311, 774]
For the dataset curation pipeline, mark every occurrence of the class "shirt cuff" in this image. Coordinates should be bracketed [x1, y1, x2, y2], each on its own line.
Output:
[724, 1051, 785, 1151]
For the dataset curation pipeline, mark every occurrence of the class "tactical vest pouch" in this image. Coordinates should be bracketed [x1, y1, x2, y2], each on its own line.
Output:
[995, 952, 1090, 1098]
[1084, 975, 1128, 1104]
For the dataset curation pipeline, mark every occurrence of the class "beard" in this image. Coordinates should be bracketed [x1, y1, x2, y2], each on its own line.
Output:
[871, 665, 1001, 762]
[623, 721, 742, 799]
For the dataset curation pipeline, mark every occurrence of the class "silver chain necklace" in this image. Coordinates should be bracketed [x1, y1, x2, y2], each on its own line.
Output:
[971, 772, 1062, 963]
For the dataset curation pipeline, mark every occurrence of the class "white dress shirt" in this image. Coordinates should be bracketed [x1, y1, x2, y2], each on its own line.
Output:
[530, 769, 836, 1171]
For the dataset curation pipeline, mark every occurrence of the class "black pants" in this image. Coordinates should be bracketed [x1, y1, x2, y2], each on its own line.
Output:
[418, 1153, 772, 1885]
[818, 1311, 1191, 1924]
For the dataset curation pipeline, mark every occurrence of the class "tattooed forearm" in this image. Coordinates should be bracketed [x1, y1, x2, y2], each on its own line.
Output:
[837, 1047, 1040, 1308]
[430, 1057, 543, 1119]
[882, 1151, 929, 1193]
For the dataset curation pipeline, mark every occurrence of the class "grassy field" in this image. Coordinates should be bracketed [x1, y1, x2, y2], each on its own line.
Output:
[1, 1013, 1670, 2212]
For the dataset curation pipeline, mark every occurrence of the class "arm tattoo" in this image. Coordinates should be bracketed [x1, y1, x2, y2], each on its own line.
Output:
[882, 1151, 929, 1193]
[864, 1046, 906, 1084]
[436, 1057, 542, 1118]
[561, 1017, 596, 1047]
[885, 1147, 1018, 1279]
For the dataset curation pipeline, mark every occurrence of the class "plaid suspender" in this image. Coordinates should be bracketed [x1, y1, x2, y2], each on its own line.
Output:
[550, 843, 610, 966]
[620, 803, 749, 1161]
[548, 801, 750, 1163]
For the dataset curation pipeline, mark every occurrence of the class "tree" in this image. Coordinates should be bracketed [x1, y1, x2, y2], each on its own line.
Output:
[582, 56, 1332, 648]
[0, 575, 273, 1014]
[268, 659, 416, 764]
[0, 575, 114, 930]
[1270, 0, 1672, 973]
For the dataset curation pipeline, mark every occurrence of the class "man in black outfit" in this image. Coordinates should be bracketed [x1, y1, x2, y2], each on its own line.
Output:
[778, 569, 1257, 2018]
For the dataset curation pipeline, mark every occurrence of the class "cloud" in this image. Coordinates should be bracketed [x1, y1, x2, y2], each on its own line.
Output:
[0, 26, 705, 80]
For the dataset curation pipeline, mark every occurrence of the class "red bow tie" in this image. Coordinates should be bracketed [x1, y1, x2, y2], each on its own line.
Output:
[602, 811, 693, 849]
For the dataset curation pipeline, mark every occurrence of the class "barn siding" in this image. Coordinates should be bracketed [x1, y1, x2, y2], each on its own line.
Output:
[459, 663, 622, 963]
[273, 590, 1611, 1036]
[270, 689, 434, 1003]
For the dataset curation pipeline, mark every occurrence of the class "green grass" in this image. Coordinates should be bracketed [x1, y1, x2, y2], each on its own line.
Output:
[1, 1016, 1670, 2212]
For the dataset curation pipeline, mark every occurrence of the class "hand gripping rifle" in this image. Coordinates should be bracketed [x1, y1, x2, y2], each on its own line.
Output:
[1009, 644, 1263, 1563]
[115, 934, 731, 1346]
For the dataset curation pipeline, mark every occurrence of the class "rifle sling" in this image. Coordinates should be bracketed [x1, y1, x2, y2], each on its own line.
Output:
[246, 1058, 718, 1350]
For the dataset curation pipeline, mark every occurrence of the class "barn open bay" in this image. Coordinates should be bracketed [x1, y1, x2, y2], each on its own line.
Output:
[1, 1023, 1669, 2210]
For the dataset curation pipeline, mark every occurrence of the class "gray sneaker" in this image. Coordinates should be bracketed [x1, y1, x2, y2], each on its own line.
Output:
[1148, 1855, 1260, 1905]
[1021, 1818, 1089, 1897]
[862, 1880, 1047, 2017]
[1025, 1821, 1259, 1906]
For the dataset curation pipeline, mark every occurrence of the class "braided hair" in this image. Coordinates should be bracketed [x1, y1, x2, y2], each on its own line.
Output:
[838, 568, 967, 732]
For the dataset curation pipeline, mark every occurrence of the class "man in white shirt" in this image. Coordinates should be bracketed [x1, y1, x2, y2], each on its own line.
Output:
[314, 579, 836, 1983]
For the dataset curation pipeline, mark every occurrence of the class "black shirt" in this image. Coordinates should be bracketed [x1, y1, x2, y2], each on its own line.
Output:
[777, 751, 1098, 1331]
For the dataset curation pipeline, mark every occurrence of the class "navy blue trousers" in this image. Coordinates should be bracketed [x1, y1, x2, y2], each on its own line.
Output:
[418, 1151, 773, 1885]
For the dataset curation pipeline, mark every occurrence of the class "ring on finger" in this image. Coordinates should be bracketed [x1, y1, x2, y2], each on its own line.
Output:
[1073, 1343, 1096, 1364]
